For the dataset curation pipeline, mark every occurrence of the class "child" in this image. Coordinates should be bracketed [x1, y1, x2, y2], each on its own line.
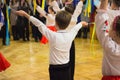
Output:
[51, 1, 84, 80]
[16, 10, 87, 80]
[95, 0, 120, 80]
[36, 5, 56, 44]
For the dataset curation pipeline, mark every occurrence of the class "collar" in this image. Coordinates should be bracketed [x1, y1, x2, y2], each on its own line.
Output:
[57, 30, 67, 33]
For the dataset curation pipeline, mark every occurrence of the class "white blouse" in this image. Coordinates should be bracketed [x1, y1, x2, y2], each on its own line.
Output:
[95, 9, 120, 75]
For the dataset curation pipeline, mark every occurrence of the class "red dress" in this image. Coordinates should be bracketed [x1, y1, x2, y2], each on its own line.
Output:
[102, 76, 120, 80]
[0, 52, 11, 72]
[40, 26, 57, 44]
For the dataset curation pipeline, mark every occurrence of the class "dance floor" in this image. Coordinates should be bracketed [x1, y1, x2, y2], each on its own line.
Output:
[0, 38, 103, 80]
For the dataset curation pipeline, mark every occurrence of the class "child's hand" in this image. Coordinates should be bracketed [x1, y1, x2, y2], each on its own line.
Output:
[16, 10, 26, 17]
[16, 10, 30, 19]
[81, 21, 88, 27]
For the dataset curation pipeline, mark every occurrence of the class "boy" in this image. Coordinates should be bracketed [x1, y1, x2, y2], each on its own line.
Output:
[16, 10, 87, 80]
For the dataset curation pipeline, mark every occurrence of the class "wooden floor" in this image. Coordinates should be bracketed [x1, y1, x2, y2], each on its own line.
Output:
[0, 38, 103, 80]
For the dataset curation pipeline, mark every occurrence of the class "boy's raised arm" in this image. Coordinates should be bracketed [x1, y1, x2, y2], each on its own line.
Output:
[16, 10, 30, 19]
[16, 10, 47, 35]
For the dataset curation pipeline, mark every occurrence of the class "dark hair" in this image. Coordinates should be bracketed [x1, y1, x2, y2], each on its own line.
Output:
[19, 0, 28, 6]
[112, 0, 120, 7]
[113, 16, 120, 37]
[65, 4, 75, 14]
[83, 0, 87, 5]
[6, 0, 10, 5]
[55, 11, 72, 29]
[36, 0, 42, 6]
[48, 5, 55, 14]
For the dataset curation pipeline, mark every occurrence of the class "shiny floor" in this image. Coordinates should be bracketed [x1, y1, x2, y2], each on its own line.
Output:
[0, 38, 103, 80]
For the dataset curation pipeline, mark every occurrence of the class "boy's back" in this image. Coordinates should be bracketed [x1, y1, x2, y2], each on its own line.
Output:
[16, 10, 87, 80]
[48, 27, 82, 64]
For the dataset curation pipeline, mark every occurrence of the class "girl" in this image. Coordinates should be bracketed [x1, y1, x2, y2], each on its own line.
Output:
[36, 5, 56, 44]
[95, 0, 120, 79]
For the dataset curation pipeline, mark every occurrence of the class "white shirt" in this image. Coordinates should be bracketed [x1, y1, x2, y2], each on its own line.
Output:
[95, 9, 120, 75]
[29, 16, 82, 65]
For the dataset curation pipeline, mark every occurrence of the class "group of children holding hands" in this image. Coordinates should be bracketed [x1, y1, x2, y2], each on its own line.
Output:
[1, 0, 120, 80]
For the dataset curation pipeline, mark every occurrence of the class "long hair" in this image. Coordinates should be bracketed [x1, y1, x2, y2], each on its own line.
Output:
[112, 0, 120, 7]
[113, 16, 120, 37]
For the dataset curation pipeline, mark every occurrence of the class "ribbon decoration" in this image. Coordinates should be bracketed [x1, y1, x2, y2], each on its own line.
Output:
[42, 0, 45, 9]
[84, 0, 95, 17]
[91, 23, 96, 44]
[90, 23, 96, 56]
[5, 5, 10, 45]
[84, 0, 91, 17]
[33, 0, 37, 15]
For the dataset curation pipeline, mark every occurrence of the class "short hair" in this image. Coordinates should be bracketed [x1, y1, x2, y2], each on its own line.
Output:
[113, 16, 120, 37]
[65, 4, 75, 14]
[112, 0, 120, 7]
[48, 5, 55, 14]
[55, 11, 72, 29]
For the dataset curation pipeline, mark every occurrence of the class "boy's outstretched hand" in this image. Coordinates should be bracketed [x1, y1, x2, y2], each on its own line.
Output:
[16, 10, 26, 16]
[16, 10, 30, 19]
[81, 21, 88, 27]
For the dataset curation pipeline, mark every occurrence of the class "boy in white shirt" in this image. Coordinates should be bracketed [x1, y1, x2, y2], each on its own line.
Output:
[16, 10, 87, 80]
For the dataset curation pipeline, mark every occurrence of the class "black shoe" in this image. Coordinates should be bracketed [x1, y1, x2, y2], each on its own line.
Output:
[2, 40, 6, 45]
[27, 38, 30, 41]
[35, 39, 38, 42]
[23, 39, 27, 41]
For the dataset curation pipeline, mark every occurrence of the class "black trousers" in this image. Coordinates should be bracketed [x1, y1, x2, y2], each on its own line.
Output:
[49, 63, 71, 80]
[70, 41, 75, 80]
[12, 25, 19, 40]
[76, 27, 88, 38]
[32, 25, 42, 42]
[1, 25, 6, 45]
